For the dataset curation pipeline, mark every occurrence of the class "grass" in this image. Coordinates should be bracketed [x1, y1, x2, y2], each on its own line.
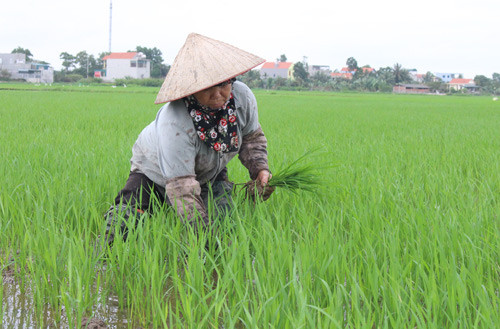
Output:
[0, 86, 499, 328]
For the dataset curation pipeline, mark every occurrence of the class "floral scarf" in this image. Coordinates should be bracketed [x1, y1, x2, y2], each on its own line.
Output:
[185, 93, 239, 153]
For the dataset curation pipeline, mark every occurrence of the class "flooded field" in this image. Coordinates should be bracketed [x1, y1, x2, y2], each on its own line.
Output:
[1, 87, 499, 328]
[2, 265, 129, 328]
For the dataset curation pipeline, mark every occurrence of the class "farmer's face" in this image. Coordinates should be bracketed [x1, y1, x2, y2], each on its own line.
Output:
[193, 82, 232, 109]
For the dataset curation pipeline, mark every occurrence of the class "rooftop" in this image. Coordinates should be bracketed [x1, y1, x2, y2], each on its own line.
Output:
[102, 52, 138, 60]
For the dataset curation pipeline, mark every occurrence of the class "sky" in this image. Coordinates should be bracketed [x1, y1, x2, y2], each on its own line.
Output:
[1, 0, 499, 79]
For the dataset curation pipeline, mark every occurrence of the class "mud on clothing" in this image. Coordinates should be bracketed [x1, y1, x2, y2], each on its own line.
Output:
[106, 170, 234, 238]
[112, 81, 269, 229]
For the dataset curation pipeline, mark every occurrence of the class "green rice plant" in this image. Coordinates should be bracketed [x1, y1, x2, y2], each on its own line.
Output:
[268, 148, 328, 193]
[1, 87, 499, 328]
[242, 148, 330, 202]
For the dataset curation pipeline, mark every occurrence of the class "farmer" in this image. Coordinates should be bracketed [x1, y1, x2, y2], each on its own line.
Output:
[103, 33, 273, 244]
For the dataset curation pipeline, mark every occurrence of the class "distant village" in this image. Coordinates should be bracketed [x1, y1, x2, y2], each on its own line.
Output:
[1, 51, 498, 95]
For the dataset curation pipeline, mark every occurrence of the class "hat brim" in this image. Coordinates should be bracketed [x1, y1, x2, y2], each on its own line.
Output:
[155, 33, 265, 104]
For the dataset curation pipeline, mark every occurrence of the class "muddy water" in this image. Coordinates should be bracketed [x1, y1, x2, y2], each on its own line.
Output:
[2, 270, 131, 329]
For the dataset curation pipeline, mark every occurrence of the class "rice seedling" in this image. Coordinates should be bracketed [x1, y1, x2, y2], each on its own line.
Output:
[242, 147, 329, 202]
[1, 86, 499, 328]
[267, 147, 329, 192]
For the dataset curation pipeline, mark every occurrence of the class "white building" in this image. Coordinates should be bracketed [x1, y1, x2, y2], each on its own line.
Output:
[0, 53, 54, 83]
[434, 72, 462, 83]
[100, 52, 150, 81]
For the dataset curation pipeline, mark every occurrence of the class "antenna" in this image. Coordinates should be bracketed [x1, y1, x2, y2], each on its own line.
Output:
[109, 0, 112, 52]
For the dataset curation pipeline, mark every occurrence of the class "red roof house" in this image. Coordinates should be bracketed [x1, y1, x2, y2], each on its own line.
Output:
[102, 52, 139, 60]
[331, 72, 353, 80]
[260, 61, 294, 79]
[448, 78, 477, 92]
[100, 52, 150, 82]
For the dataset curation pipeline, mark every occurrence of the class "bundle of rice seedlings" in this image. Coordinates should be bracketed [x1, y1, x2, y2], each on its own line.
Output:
[267, 149, 323, 193]
[242, 148, 326, 201]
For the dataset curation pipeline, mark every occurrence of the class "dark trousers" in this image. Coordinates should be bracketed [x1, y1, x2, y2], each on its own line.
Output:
[113, 171, 167, 213]
[105, 169, 233, 239]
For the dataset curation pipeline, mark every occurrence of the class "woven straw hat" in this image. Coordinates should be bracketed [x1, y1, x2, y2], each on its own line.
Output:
[155, 33, 265, 104]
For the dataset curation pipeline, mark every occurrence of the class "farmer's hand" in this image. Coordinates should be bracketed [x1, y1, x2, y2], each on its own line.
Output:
[256, 170, 274, 201]
[256, 170, 272, 186]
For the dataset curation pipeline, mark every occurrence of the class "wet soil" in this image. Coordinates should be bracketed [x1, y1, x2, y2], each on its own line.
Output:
[81, 317, 108, 329]
[2, 265, 129, 329]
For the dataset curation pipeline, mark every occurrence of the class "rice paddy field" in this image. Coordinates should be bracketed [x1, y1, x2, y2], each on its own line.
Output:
[1, 83, 499, 328]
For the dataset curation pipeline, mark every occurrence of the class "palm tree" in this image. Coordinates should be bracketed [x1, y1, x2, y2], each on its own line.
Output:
[393, 63, 411, 84]
[376, 67, 395, 85]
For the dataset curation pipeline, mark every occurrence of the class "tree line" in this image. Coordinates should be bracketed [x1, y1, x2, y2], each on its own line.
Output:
[5, 48, 499, 94]
[239, 55, 500, 95]
[5, 46, 169, 82]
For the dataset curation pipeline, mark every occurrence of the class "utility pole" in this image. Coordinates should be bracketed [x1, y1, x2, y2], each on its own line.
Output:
[109, 0, 113, 53]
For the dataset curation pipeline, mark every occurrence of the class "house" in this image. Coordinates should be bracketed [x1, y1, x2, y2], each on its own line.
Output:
[333, 66, 374, 78]
[309, 65, 330, 76]
[360, 67, 375, 74]
[340, 67, 355, 74]
[0, 53, 54, 83]
[393, 84, 431, 94]
[100, 52, 150, 81]
[260, 61, 294, 79]
[331, 72, 353, 80]
[448, 78, 478, 92]
[434, 72, 461, 83]
[410, 72, 425, 83]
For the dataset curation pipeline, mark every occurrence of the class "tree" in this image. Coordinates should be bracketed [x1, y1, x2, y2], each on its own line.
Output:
[74, 51, 89, 77]
[11, 47, 33, 61]
[427, 81, 446, 93]
[98, 52, 110, 70]
[72, 51, 100, 78]
[238, 69, 263, 89]
[135, 46, 169, 78]
[60, 52, 76, 72]
[423, 71, 435, 84]
[0, 69, 11, 81]
[376, 67, 395, 85]
[490, 73, 500, 95]
[279, 54, 287, 62]
[293, 61, 309, 84]
[474, 75, 490, 87]
[346, 57, 358, 71]
[310, 71, 330, 85]
[393, 63, 411, 84]
[274, 77, 288, 88]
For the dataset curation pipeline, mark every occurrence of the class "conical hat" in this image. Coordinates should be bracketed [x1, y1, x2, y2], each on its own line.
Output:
[155, 33, 265, 104]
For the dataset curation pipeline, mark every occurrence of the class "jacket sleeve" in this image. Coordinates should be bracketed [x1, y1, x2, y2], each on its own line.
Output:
[165, 175, 208, 231]
[238, 125, 270, 180]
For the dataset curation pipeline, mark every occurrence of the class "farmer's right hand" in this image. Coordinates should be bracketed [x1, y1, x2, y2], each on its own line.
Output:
[256, 170, 274, 201]
[256, 170, 272, 186]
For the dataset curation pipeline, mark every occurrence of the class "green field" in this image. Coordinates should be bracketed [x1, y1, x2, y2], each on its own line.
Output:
[1, 85, 499, 328]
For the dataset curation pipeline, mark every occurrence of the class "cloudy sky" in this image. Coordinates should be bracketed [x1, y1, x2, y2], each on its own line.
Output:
[1, 0, 498, 78]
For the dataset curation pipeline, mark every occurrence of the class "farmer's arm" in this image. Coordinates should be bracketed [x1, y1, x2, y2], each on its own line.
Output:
[234, 82, 271, 184]
[165, 175, 208, 230]
[156, 111, 209, 229]
[239, 126, 270, 182]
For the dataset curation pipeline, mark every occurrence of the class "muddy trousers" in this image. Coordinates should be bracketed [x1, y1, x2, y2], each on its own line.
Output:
[104, 170, 234, 242]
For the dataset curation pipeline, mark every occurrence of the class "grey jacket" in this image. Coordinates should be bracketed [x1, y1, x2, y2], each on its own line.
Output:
[130, 81, 269, 225]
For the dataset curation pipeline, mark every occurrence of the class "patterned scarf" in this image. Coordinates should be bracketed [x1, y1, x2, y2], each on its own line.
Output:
[185, 92, 239, 153]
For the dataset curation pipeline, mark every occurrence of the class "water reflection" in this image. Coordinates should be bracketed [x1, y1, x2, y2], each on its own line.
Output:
[2, 272, 131, 329]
